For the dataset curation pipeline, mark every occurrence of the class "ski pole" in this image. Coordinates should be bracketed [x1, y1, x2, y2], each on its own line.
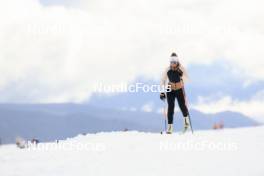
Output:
[181, 83, 194, 134]
[162, 100, 167, 133]
[188, 112, 194, 134]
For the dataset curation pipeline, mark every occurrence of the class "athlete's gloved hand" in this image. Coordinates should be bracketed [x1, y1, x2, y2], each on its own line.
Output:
[177, 68, 183, 76]
[160, 92, 166, 101]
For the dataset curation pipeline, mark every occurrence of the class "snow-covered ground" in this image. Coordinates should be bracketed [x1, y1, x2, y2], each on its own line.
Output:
[0, 127, 264, 176]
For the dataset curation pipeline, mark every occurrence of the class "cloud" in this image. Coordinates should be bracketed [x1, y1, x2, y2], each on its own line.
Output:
[193, 90, 264, 123]
[39, 0, 80, 7]
[0, 0, 264, 103]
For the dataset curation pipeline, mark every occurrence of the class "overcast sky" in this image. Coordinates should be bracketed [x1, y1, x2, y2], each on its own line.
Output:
[0, 0, 264, 121]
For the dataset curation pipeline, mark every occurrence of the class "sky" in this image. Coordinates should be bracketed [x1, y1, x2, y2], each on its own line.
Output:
[39, 0, 80, 7]
[0, 0, 264, 121]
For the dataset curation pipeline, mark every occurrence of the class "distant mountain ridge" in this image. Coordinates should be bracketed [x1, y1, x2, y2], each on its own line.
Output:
[0, 103, 259, 144]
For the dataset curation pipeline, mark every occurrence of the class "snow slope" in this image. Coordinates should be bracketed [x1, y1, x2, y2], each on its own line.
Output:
[0, 127, 264, 176]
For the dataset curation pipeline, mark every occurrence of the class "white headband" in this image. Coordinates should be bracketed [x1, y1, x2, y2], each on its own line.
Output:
[170, 56, 179, 63]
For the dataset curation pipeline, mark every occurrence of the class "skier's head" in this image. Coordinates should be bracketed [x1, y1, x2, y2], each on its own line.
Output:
[170, 52, 179, 69]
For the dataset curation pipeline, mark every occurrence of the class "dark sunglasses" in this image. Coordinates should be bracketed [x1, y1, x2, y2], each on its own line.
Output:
[170, 61, 178, 64]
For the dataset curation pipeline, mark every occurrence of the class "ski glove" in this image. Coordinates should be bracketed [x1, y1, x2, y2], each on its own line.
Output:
[177, 68, 183, 77]
[160, 93, 166, 101]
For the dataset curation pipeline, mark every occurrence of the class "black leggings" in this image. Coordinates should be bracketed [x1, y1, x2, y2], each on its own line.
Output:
[166, 88, 189, 124]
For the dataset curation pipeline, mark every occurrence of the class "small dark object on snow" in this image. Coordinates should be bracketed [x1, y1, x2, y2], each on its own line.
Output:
[213, 121, 224, 130]
[16, 137, 28, 149]
[31, 138, 40, 145]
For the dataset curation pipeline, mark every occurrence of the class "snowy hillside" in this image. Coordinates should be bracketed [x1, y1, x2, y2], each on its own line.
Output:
[1, 127, 264, 176]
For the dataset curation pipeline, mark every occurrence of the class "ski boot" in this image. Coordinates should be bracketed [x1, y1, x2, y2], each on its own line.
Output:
[182, 116, 190, 133]
[166, 124, 173, 134]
